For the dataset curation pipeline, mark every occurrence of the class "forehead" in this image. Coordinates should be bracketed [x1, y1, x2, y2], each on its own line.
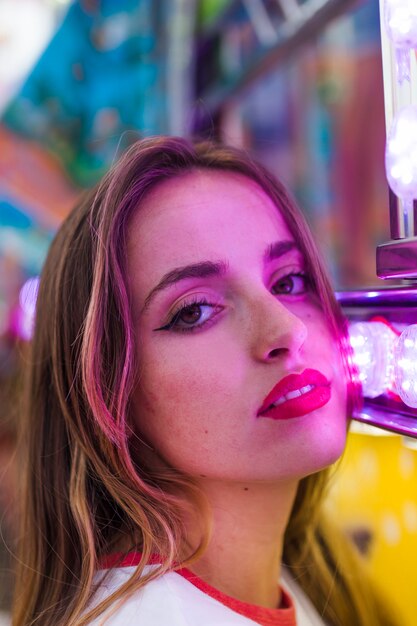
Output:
[127, 169, 295, 260]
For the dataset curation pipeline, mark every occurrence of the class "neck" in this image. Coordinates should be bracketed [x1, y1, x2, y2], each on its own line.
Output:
[185, 478, 298, 609]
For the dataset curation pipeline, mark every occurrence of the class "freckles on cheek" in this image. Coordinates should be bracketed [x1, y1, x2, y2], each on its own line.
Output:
[136, 360, 204, 416]
[135, 334, 247, 426]
[150, 340, 234, 393]
[146, 361, 237, 423]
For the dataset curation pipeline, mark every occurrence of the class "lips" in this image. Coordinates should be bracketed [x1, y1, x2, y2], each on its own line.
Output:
[257, 368, 331, 421]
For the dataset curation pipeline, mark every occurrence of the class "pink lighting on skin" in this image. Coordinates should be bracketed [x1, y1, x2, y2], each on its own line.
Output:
[127, 170, 348, 482]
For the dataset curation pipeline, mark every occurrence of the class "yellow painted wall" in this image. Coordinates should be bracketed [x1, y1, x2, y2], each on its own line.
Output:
[326, 429, 417, 626]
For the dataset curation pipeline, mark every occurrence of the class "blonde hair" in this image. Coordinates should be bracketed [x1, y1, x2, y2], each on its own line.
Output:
[13, 137, 396, 625]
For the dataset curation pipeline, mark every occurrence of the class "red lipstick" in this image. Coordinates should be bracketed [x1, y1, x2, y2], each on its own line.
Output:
[257, 368, 331, 420]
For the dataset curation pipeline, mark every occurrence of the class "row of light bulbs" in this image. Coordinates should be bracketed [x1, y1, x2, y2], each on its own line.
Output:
[349, 321, 417, 408]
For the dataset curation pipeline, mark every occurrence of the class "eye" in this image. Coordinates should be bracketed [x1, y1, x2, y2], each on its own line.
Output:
[154, 298, 223, 333]
[272, 272, 309, 296]
[174, 302, 212, 328]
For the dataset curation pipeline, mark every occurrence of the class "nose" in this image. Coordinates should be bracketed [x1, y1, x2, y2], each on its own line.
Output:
[250, 295, 308, 362]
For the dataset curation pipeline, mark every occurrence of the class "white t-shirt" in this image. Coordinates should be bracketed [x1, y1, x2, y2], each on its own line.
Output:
[87, 563, 327, 626]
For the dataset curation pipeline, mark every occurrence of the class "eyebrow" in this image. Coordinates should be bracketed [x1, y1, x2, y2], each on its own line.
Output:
[264, 240, 297, 263]
[141, 239, 298, 313]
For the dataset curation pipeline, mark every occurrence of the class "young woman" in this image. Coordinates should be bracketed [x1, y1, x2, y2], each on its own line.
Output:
[13, 137, 397, 626]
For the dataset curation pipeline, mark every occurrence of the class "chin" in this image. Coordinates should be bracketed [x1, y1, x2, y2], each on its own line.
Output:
[309, 434, 346, 475]
[293, 423, 347, 479]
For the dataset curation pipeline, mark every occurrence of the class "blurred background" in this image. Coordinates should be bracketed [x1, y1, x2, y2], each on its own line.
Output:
[0, 1, 416, 624]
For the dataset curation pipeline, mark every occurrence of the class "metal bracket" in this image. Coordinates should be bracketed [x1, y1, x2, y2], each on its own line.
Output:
[376, 237, 417, 280]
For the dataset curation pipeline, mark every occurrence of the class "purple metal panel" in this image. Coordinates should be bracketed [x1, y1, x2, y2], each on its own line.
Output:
[376, 238, 417, 280]
[354, 407, 417, 437]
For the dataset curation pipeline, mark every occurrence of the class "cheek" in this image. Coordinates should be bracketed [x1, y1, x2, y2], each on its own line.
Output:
[131, 339, 245, 443]
[139, 331, 247, 401]
[331, 336, 349, 407]
[308, 316, 349, 419]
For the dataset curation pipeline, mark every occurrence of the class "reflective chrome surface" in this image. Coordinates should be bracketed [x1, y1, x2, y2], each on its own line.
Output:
[376, 238, 417, 279]
[354, 407, 417, 438]
[337, 286, 417, 306]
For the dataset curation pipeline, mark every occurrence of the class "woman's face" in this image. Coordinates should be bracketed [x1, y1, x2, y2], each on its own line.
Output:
[127, 170, 347, 482]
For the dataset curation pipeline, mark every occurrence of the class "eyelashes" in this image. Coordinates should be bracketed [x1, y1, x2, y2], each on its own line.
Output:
[154, 271, 312, 334]
[271, 271, 310, 296]
[154, 297, 222, 333]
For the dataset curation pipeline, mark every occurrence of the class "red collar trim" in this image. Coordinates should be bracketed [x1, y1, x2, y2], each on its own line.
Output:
[100, 552, 297, 626]
[100, 551, 159, 568]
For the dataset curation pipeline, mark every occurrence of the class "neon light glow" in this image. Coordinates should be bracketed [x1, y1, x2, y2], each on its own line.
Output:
[394, 324, 417, 407]
[349, 321, 397, 398]
[18, 276, 40, 340]
[385, 0, 417, 48]
[386, 106, 417, 200]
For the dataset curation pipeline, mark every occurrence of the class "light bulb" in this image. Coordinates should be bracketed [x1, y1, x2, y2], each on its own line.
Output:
[394, 324, 417, 407]
[385, 0, 417, 49]
[349, 322, 397, 398]
[386, 106, 417, 200]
